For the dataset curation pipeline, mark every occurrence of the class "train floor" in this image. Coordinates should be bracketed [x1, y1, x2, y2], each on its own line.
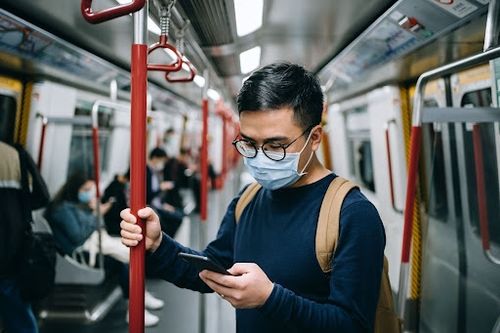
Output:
[36, 183, 239, 333]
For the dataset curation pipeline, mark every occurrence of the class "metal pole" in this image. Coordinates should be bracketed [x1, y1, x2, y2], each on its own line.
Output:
[484, 0, 500, 51]
[129, 2, 148, 333]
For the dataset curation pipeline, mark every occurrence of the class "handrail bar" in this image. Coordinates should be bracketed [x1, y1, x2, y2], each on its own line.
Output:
[484, 0, 500, 51]
[81, 0, 145, 24]
[471, 125, 500, 266]
[90, 100, 130, 270]
[399, 43, 500, 319]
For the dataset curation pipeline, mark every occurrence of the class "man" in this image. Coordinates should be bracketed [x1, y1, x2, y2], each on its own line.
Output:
[146, 148, 183, 237]
[120, 63, 385, 332]
[0, 141, 50, 333]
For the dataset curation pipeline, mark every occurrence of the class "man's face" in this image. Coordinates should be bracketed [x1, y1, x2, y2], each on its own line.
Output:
[239, 107, 317, 173]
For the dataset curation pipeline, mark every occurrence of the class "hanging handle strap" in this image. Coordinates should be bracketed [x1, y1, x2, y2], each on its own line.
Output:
[147, 2, 183, 72]
[166, 20, 197, 82]
[81, 0, 145, 24]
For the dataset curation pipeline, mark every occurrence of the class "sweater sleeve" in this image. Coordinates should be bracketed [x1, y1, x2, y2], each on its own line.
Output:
[146, 196, 238, 293]
[259, 200, 385, 332]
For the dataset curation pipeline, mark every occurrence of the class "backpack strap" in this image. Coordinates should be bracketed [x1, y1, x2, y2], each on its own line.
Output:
[234, 182, 262, 223]
[316, 176, 357, 273]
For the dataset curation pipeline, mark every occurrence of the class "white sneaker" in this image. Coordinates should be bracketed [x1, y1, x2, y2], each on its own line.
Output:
[145, 290, 165, 310]
[126, 309, 160, 327]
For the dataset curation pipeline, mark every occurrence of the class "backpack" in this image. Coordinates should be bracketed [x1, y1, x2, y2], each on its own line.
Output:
[15, 145, 56, 301]
[234, 176, 402, 333]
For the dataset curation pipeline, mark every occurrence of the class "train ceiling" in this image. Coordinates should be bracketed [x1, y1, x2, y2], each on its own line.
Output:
[0, 0, 493, 104]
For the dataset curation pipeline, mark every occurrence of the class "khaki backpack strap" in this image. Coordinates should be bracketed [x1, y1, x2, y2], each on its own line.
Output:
[316, 176, 357, 273]
[234, 182, 262, 223]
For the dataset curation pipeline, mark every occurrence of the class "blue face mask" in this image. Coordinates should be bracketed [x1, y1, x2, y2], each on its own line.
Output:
[78, 190, 93, 204]
[244, 132, 314, 190]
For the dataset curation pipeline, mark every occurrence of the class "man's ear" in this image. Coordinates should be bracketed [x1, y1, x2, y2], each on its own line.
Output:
[311, 125, 323, 151]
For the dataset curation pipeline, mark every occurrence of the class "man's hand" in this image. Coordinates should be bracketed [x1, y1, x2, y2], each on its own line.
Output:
[199, 263, 274, 309]
[120, 207, 163, 252]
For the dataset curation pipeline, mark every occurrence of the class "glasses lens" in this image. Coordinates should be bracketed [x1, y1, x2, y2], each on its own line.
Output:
[235, 140, 256, 157]
[262, 143, 285, 161]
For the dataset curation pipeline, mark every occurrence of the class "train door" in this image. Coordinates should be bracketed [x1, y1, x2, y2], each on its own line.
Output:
[0, 76, 22, 144]
[418, 79, 464, 333]
[450, 64, 500, 333]
[367, 86, 407, 289]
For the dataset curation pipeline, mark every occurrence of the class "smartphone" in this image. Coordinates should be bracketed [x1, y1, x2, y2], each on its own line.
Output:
[178, 252, 231, 275]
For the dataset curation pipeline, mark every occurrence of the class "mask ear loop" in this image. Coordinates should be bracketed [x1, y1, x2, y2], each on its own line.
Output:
[298, 128, 316, 175]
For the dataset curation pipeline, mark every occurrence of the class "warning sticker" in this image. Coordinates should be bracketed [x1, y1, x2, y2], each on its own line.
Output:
[427, 0, 478, 18]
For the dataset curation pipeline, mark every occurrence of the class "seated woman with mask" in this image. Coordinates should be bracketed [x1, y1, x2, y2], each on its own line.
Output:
[45, 173, 164, 326]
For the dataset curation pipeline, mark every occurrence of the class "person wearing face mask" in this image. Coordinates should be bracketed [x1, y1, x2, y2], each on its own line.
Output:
[120, 63, 385, 333]
[146, 148, 184, 237]
[45, 173, 164, 326]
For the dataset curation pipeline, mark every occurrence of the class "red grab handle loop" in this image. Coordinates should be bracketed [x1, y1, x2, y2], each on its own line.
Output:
[81, 0, 145, 24]
[166, 59, 196, 82]
[147, 35, 183, 72]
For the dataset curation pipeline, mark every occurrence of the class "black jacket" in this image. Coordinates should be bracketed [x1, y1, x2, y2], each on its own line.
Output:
[0, 142, 50, 277]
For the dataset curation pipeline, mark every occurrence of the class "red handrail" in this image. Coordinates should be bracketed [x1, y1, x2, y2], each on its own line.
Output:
[81, 0, 145, 24]
[37, 114, 48, 170]
[385, 119, 403, 214]
[200, 97, 208, 221]
[147, 35, 183, 72]
[166, 59, 196, 83]
[471, 124, 500, 265]
[129, 43, 148, 333]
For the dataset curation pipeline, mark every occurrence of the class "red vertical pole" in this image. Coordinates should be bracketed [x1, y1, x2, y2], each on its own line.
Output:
[201, 98, 209, 221]
[222, 114, 227, 179]
[129, 43, 148, 333]
[472, 125, 490, 251]
[401, 126, 422, 264]
[37, 117, 48, 170]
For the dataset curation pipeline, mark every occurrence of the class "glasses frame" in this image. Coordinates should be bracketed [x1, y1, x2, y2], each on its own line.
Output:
[232, 125, 314, 161]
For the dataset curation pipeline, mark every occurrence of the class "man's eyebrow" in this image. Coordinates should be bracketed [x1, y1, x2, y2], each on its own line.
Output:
[240, 132, 289, 142]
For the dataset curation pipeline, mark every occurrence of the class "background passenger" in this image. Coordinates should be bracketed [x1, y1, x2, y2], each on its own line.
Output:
[0, 141, 50, 333]
[45, 174, 163, 326]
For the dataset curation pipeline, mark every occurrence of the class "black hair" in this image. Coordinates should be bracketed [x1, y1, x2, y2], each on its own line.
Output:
[237, 62, 324, 130]
[149, 147, 168, 159]
[52, 173, 92, 205]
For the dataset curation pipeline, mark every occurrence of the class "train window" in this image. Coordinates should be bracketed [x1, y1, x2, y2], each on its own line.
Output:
[0, 94, 17, 143]
[67, 101, 112, 178]
[422, 98, 448, 222]
[460, 88, 500, 246]
[344, 106, 375, 192]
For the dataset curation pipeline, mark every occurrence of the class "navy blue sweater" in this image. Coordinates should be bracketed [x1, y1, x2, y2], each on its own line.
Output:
[146, 174, 385, 332]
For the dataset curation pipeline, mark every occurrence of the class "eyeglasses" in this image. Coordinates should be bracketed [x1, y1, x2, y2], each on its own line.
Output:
[232, 126, 313, 161]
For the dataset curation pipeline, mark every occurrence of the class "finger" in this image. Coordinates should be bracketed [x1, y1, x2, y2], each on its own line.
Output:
[199, 273, 236, 296]
[227, 263, 254, 276]
[120, 229, 143, 241]
[120, 220, 142, 234]
[138, 207, 155, 219]
[120, 208, 137, 224]
[121, 238, 139, 247]
[200, 270, 239, 289]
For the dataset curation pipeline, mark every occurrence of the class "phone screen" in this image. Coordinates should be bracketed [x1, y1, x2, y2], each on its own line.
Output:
[178, 253, 231, 275]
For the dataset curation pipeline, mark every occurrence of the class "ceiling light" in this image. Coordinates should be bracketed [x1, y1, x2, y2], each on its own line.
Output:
[147, 17, 161, 35]
[234, 0, 264, 37]
[207, 89, 220, 100]
[194, 75, 205, 88]
[239, 46, 261, 74]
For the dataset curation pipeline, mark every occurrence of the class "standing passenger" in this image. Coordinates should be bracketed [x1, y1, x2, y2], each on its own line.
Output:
[0, 141, 50, 333]
[120, 63, 385, 332]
